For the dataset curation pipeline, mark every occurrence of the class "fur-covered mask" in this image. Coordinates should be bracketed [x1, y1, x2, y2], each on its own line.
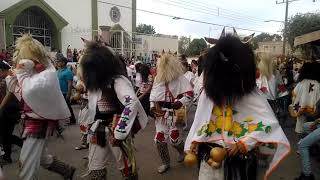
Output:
[13, 34, 49, 67]
[154, 53, 184, 83]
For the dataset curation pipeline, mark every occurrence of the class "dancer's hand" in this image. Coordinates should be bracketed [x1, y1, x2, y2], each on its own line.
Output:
[228, 142, 247, 156]
[150, 107, 164, 117]
[189, 142, 198, 154]
[34, 63, 46, 73]
[110, 137, 121, 147]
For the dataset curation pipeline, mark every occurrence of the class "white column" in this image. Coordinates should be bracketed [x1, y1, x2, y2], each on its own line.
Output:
[121, 30, 124, 56]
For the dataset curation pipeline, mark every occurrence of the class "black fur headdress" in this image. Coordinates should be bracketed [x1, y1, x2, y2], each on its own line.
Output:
[203, 34, 256, 106]
[79, 39, 126, 91]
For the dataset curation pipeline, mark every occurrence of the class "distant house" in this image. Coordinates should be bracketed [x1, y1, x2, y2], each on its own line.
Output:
[294, 30, 320, 61]
[256, 41, 291, 56]
[134, 34, 178, 64]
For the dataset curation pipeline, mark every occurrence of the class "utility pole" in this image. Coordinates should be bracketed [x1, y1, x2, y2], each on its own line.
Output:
[276, 0, 291, 55]
[276, 0, 317, 55]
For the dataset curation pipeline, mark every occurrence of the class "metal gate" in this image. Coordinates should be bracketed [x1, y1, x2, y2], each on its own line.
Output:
[12, 8, 52, 49]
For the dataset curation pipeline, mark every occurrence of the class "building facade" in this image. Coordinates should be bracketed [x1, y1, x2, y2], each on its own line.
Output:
[0, 0, 136, 53]
[134, 34, 179, 64]
[256, 41, 291, 56]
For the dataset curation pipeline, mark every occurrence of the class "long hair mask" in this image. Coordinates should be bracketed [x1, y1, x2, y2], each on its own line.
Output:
[155, 53, 184, 83]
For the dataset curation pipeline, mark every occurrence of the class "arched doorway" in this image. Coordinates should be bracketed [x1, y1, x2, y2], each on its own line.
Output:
[13, 7, 53, 50]
[0, 0, 68, 50]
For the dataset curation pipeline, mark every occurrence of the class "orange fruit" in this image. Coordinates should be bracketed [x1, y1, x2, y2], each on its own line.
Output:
[210, 161, 221, 169]
[210, 147, 227, 162]
[184, 152, 197, 167]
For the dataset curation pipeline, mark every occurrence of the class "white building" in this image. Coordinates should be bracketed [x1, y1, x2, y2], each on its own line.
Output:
[256, 41, 291, 56]
[134, 34, 179, 63]
[0, 0, 136, 54]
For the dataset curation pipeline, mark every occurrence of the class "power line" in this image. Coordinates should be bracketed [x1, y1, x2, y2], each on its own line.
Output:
[164, 0, 266, 23]
[97, 1, 274, 33]
[189, 0, 268, 22]
[154, 0, 265, 26]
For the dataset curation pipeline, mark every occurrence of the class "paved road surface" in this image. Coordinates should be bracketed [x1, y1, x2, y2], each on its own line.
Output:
[2, 106, 320, 180]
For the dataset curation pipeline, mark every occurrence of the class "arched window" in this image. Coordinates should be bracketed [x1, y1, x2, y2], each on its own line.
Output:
[13, 7, 52, 48]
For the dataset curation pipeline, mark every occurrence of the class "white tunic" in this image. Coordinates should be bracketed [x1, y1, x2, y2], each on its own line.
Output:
[87, 76, 148, 140]
[185, 89, 290, 180]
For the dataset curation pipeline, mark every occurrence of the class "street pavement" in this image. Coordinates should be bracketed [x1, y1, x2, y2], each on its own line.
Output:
[2, 105, 320, 180]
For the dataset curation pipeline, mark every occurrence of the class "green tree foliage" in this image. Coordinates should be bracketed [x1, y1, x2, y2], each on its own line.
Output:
[136, 24, 156, 34]
[251, 33, 282, 50]
[178, 36, 190, 55]
[286, 13, 320, 48]
[186, 38, 207, 56]
[286, 13, 320, 59]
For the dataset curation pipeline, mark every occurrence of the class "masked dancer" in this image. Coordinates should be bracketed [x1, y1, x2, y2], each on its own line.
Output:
[79, 40, 148, 180]
[185, 34, 290, 180]
[8, 34, 75, 180]
[150, 53, 193, 173]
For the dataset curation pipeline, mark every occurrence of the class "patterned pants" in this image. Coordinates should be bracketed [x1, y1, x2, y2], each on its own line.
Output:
[154, 115, 183, 145]
[154, 114, 184, 165]
[88, 128, 128, 172]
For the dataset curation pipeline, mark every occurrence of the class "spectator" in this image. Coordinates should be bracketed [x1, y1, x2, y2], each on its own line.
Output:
[66, 46, 73, 62]
[0, 61, 23, 164]
[73, 48, 78, 62]
[134, 61, 143, 91]
[56, 54, 76, 124]
[293, 63, 320, 180]
[182, 61, 196, 87]
[191, 60, 198, 75]
[137, 64, 153, 116]
[0, 50, 5, 61]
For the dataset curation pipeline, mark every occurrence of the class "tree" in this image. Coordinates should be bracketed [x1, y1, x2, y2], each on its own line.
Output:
[285, 13, 320, 59]
[251, 33, 282, 50]
[186, 38, 207, 56]
[286, 13, 320, 48]
[178, 36, 190, 55]
[136, 24, 156, 34]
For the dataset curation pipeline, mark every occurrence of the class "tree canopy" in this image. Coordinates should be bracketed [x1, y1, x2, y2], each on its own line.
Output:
[286, 13, 320, 48]
[186, 38, 207, 56]
[136, 24, 156, 34]
[178, 36, 190, 55]
[251, 33, 282, 50]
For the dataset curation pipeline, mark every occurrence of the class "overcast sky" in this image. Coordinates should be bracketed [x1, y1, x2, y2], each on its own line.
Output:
[136, 0, 319, 38]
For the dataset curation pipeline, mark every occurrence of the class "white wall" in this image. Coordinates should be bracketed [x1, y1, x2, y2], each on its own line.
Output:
[98, 0, 132, 33]
[135, 34, 178, 60]
[44, 0, 92, 53]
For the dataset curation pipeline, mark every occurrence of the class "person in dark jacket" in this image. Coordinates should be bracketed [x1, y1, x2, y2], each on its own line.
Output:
[0, 61, 23, 163]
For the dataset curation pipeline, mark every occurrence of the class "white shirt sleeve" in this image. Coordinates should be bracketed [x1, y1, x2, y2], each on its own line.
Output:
[113, 76, 147, 140]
